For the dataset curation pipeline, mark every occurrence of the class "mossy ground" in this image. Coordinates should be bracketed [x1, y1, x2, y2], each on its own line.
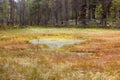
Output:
[0, 27, 120, 80]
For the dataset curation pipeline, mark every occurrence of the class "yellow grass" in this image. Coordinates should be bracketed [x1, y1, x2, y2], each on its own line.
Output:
[0, 27, 120, 80]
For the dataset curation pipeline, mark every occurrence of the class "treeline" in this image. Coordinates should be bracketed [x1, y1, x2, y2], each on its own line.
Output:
[0, 0, 120, 28]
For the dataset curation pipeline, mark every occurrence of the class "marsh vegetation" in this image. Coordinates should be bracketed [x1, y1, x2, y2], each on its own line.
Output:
[0, 27, 120, 80]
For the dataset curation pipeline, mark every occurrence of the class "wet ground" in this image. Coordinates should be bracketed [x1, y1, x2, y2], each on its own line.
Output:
[29, 38, 94, 56]
[29, 38, 85, 48]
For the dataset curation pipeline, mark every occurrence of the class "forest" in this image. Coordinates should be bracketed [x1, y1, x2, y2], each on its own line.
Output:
[0, 0, 120, 80]
[0, 0, 120, 28]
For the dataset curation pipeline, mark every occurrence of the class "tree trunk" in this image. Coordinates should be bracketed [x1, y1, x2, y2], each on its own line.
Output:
[19, 0, 25, 27]
[9, 0, 14, 26]
[64, 0, 69, 25]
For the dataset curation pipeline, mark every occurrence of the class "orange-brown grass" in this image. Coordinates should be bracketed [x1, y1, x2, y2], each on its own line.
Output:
[0, 27, 120, 80]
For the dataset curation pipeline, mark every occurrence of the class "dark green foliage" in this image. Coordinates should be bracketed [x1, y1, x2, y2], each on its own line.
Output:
[0, 0, 120, 28]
